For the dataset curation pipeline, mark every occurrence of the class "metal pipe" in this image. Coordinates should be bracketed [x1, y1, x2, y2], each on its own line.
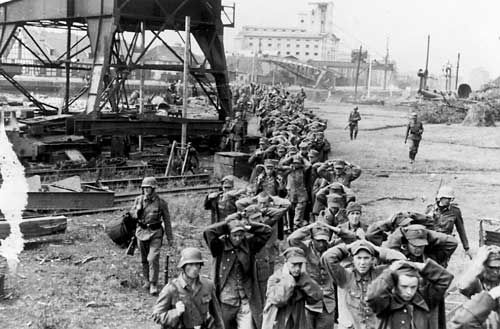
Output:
[181, 16, 191, 148]
[139, 21, 145, 151]
[63, 21, 71, 114]
[455, 53, 460, 90]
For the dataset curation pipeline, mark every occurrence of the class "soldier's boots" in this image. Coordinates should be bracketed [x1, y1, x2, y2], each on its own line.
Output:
[150, 283, 159, 296]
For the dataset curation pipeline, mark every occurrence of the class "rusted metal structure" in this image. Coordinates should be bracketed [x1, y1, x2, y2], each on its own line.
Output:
[0, 0, 234, 120]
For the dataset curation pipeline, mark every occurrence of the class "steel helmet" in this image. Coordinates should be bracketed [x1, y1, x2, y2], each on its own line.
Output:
[436, 186, 454, 199]
[141, 177, 158, 189]
[177, 247, 205, 268]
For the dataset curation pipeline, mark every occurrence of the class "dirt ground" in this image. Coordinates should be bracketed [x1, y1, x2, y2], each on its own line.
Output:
[2, 100, 500, 327]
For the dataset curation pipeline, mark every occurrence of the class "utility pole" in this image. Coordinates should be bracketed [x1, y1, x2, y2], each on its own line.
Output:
[424, 34, 430, 90]
[62, 21, 71, 114]
[366, 54, 372, 98]
[383, 37, 389, 90]
[354, 45, 362, 100]
[138, 21, 145, 151]
[181, 16, 191, 148]
[455, 53, 460, 90]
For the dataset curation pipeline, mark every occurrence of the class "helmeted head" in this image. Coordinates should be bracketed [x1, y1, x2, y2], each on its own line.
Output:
[349, 240, 376, 274]
[436, 186, 454, 207]
[283, 247, 307, 278]
[346, 202, 362, 226]
[141, 177, 157, 196]
[177, 247, 205, 279]
[235, 111, 242, 118]
[402, 224, 428, 257]
[410, 112, 418, 120]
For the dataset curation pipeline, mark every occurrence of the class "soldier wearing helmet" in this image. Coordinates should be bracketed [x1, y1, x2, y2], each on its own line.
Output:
[131, 177, 173, 295]
[152, 247, 224, 329]
[405, 112, 424, 163]
[426, 185, 470, 258]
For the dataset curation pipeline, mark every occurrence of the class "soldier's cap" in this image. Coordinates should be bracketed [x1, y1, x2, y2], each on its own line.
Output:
[349, 240, 377, 256]
[346, 202, 362, 214]
[334, 160, 347, 168]
[291, 155, 304, 165]
[227, 219, 248, 233]
[283, 247, 307, 264]
[392, 261, 420, 277]
[308, 149, 320, 157]
[221, 175, 235, 187]
[411, 112, 418, 117]
[264, 159, 277, 167]
[327, 193, 344, 207]
[328, 182, 345, 192]
[402, 224, 429, 246]
[256, 191, 273, 203]
[244, 205, 263, 221]
[311, 225, 331, 241]
[487, 247, 500, 267]
[298, 141, 309, 149]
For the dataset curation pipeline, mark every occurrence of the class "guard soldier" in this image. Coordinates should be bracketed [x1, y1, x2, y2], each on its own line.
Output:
[405, 112, 424, 163]
[152, 247, 224, 329]
[131, 177, 174, 295]
[426, 185, 471, 258]
[347, 107, 362, 140]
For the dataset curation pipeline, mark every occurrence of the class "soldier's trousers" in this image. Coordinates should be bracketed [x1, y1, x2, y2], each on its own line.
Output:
[138, 234, 162, 284]
[349, 124, 358, 140]
[289, 201, 307, 229]
[221, 299, 254, 329]
[307, 310, 335, 329]
[409, 139, 421, 160]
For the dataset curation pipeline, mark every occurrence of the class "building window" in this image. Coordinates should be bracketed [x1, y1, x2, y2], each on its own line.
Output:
[287, 44, 290, 47]
[305, 52, 309, 55]
[306, 44, 310, 48]
[268, 43, 272, 47]
[249, 42, 253, 46]
[277, 43, 281, 47]
[300, 19, 304, 23]
[286, 51, 290, 55]
[314, 53, 318, 56]
[296, 44, 300, 48]
[296, 52, 300, 55]
[314, 45, 319, 48]
[277, 51, 281, 55]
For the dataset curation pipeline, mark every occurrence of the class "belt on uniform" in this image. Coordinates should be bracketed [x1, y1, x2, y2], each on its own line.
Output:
[138, 222, 162, 230]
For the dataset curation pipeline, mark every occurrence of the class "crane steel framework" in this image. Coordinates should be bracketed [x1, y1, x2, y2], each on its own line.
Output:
[0, 0, 234, 120]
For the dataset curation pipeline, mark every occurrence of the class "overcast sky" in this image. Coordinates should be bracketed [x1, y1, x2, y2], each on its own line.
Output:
[225, 0, 500, 81]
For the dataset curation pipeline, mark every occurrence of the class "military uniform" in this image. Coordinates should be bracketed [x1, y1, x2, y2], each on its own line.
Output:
[152, 274, 224, 329]
[131, 191, 173, 291]
[348, 108, 362, 140]
[406, 118, 424, 162]
[426, 203, 469, 252]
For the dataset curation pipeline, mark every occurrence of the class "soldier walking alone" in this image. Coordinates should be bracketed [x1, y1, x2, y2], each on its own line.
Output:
[405, 112, 424, 163]
[131, 177, 174, 295]
[347, 107, 361, 140]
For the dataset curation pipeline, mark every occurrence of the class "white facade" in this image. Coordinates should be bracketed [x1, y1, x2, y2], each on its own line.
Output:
[234, 2, 338, 62]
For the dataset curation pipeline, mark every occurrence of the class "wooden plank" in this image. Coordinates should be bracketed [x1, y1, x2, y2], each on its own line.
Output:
[27, 191, 114, 210]
[0, 216, 67, 239]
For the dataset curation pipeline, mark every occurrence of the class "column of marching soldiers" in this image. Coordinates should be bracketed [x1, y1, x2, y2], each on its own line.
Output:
[134, 85, 499, 329]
